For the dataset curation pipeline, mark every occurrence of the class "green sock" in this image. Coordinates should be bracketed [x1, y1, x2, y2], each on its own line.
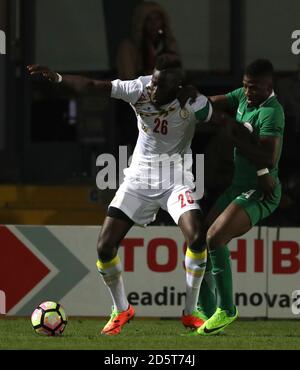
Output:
[197, 254, 217, 318]
[210, 246, 235, 315]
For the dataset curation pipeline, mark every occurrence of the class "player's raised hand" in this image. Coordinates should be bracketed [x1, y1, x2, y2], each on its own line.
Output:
[27, 64, 60, 83]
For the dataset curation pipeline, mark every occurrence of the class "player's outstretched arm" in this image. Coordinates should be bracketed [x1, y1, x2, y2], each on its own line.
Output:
[209, 95, 232, 112]
[27, 64, 112, 96]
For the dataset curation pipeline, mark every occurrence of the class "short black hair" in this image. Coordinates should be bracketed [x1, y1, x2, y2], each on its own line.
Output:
[245, 59, 274, 78]
[155, 52, 182, 71]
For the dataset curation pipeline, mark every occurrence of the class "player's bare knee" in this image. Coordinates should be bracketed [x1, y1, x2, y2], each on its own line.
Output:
[98, 247, 117, 262]
[188, 231, 206, 252]
[97, 238, 118, 262]
[206, 230, 225, 250]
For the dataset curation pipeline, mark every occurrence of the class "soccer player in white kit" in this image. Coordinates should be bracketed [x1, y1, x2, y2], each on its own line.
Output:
[28, 54, 213, 335]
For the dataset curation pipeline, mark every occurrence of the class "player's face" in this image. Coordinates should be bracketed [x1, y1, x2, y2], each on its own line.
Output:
[144, 11, 164, 39]
[243, 75, 273, 107]
[150, 69, 179, 107]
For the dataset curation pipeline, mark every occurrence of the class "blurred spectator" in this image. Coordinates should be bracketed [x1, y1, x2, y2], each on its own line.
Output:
[113, 1, 180, 191]
[116, 1, 179, 80]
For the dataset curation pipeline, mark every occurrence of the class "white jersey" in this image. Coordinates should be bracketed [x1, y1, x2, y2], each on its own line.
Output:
[111, 76, 212, 190]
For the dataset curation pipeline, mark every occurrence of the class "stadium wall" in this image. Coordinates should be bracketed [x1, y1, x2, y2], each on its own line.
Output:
[0, 225, 299, 319]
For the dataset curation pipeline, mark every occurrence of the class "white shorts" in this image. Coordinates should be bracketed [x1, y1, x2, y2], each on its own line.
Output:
[109, 181, 200, 226]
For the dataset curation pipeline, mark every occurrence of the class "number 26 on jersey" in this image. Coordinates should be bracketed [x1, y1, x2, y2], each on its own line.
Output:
[153, 118, 168, 135]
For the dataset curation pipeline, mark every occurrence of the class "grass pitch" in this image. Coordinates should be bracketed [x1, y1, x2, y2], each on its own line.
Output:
[0, 317, 300, 350]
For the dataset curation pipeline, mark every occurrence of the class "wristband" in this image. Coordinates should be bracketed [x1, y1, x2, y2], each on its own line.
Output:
[56, 73, 63, 83]
[257, 168, 269, 176]
[243, 122, 253, 133]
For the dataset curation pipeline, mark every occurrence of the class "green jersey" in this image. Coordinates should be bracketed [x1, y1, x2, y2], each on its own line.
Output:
[226, 88, 285, 187]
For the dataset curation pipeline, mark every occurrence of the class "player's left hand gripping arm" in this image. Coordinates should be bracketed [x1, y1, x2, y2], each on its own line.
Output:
[176, 85, 198, 108]
[211, 111, 280, 169]
[27, 64, 112, 96]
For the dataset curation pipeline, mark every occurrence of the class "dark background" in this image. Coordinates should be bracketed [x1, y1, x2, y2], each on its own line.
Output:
[0, 0, 299, 225]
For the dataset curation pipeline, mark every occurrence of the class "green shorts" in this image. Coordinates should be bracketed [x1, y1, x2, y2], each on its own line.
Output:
[215, 183, 282, 226]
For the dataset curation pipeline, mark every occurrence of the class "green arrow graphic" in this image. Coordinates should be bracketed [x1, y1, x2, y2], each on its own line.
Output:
[15, 227, 89, 315]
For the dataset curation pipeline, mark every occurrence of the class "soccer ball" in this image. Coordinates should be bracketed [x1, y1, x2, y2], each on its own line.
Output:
[31, 301, 68, 336]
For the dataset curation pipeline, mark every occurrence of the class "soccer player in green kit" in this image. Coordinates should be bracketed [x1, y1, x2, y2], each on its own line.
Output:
[196, 59, 285, 335]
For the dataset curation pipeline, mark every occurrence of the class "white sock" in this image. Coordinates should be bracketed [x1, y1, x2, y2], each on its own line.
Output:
[185, 285, 201, 315]
[184, 248, 207, 315]
[106, 275, 129, 312]
[96, 256, 129, 312]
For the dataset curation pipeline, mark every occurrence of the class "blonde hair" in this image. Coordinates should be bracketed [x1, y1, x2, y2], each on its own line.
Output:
[131, 1, 177, 51]
[116, 1, 179, 79]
